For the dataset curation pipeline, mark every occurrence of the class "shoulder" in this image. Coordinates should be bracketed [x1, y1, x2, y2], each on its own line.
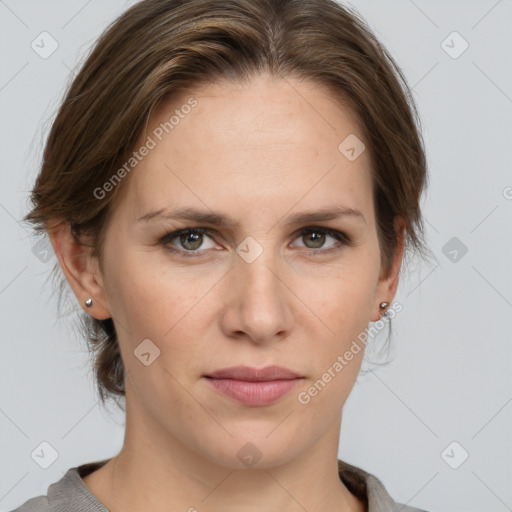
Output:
[387, 500, 430, 512]
[338, 459, 431, 512]
[366, 472, 430, 512]
[10, 459, 110, 512]
[10, 495, 50, 511]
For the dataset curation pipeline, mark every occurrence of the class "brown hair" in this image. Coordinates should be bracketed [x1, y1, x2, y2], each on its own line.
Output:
[24, 0, 433, 408]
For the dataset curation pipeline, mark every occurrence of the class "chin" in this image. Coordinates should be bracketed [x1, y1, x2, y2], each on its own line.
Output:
[196, 431, 302, 471]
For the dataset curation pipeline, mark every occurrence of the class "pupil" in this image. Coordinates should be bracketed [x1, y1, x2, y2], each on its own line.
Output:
[181, 232, 202, 250]
[307, 232, 324, 248]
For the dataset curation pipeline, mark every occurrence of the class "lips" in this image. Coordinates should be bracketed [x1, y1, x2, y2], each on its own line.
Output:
[205, 365, 302, 381]
[204, 365, 304, 406]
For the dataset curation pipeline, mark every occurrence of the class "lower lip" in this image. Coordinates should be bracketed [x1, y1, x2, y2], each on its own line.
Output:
[205, 378, 302, 406]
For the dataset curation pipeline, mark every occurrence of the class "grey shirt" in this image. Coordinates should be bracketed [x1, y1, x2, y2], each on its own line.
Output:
[11, 458, 429, 511]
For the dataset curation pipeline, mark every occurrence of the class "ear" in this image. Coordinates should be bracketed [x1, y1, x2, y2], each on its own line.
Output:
[47, 219, 111, 320]
[371, 216, 406, 322]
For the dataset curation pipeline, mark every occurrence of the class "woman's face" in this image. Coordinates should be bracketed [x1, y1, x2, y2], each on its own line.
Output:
[88, 74, 401, 468]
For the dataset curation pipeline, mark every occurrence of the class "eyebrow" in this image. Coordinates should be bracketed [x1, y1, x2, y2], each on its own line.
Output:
[136, 205, 366, 228]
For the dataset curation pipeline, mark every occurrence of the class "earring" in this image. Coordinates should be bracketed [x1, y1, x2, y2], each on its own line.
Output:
[379, 301, 389, 317]
[85, 298, 93, 308]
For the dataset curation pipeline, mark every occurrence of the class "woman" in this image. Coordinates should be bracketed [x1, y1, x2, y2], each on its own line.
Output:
[15, 0, 433, 510]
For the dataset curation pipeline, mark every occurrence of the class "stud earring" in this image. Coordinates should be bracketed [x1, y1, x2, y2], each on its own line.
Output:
[379, 301, 389, 318]
[85, 298, 93, 308]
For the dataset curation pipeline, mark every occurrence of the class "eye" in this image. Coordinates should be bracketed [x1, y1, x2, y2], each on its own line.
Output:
[292, 227, 350, 254]
[159, 226, 351, 258]
[160, 228, 217, 257]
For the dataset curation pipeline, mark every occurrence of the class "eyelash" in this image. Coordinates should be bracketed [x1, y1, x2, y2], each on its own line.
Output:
[159, 226, 352, 258]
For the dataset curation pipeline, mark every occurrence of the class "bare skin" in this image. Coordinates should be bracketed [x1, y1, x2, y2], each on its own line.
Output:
[50, 72, 404, 512]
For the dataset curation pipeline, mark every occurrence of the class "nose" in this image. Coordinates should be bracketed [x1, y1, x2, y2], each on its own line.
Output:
[219, 245, 294, 344]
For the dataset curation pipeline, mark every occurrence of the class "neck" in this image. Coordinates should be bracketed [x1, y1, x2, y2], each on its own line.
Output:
[82, 389, 366, 512]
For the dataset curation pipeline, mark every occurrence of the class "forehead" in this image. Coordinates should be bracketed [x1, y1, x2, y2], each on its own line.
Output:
[120, 74, 374, 224]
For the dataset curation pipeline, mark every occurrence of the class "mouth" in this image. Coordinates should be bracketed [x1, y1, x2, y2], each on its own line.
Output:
[205, 365, 303, 381]
[203, 365, 304, 406]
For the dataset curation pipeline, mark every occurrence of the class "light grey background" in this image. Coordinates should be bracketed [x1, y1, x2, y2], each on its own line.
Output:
[1, 1, 511, 511]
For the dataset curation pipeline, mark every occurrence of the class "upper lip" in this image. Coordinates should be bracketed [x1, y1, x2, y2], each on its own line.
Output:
[205, 365, 303, 381]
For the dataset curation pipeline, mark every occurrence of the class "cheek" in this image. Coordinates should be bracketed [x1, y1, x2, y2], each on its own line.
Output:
[302, 257, 379, 388]
[296, 283, 371, 415]
[101, 245, 180, 334]
[314, 262, 378, 332]
[103, 250, 211, 380]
